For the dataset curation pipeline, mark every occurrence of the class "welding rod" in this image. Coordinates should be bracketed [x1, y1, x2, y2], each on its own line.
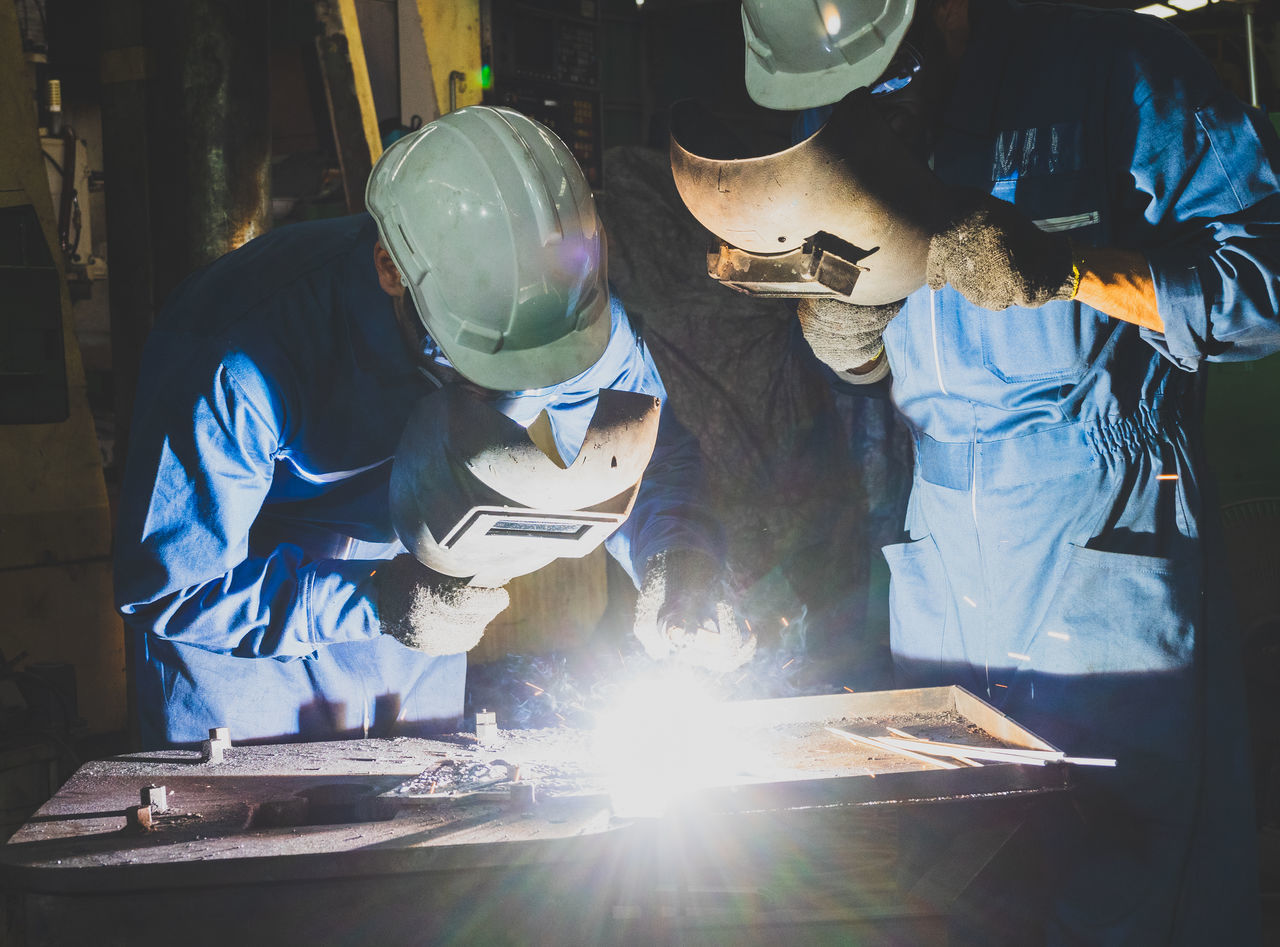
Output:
[825, 727, 961, 770]
[885, 727, 980, 766]
[876, 734, 1115, 768]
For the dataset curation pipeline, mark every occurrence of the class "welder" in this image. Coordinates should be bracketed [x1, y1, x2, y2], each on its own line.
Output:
[114, 107, 752, 751]
[673, 0, 1280, 941]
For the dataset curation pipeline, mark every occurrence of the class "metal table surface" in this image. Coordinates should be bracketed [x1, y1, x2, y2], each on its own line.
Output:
[1, 686, 1072, 946]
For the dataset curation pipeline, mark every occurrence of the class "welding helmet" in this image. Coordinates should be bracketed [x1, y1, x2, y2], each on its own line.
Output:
[742, 0, 917, 109]
[669, 92, 947, 305]
[390, 386, 661, 587]
[365, 106, 610, 391]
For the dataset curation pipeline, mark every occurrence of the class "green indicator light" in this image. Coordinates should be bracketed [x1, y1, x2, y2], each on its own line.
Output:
[480, 64, 493, 90]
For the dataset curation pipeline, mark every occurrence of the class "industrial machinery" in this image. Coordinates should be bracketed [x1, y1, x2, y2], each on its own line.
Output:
[0, 0, 124, 837]
[0, 685, 1080, 945]
[481, 0, 604, 186]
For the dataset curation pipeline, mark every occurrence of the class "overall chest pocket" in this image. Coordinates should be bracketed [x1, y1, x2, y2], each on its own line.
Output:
[979, 298, 1098, 384]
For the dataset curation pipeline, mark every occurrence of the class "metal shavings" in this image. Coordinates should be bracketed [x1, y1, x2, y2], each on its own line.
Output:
[392, 758, 513, 796]
[389, 756, 604, 800]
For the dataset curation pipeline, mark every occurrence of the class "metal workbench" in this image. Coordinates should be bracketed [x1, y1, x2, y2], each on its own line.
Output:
[0, 686, 1071, 946]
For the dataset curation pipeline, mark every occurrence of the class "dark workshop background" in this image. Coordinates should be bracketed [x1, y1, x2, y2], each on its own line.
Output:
[2, 0, 1279, 911]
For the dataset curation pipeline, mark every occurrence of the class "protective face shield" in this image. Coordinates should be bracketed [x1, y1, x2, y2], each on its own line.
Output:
[669, 91, 947, 305]
[742, 0, 917, 110]
[390, 386, 661, 588]
[365, 106, 610, 391]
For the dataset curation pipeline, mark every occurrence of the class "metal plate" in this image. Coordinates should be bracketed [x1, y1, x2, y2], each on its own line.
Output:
[0, 686, 1068, 895]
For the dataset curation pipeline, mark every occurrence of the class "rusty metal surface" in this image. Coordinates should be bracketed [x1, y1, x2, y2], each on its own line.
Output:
[0, 687, 1068, 896]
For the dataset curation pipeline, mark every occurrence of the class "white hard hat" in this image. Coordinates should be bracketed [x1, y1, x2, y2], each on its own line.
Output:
[365, 106, 610, 391]
[742, 0, 917, 109]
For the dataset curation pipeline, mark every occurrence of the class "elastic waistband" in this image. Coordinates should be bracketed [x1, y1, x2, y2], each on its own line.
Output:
[917, 412, 1177, 491]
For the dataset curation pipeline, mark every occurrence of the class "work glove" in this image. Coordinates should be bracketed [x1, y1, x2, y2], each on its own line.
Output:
[797, 297, 899, 385]
[633, 549, 756, 673]
[375, 555, 509, 656]
[926, 191, 1077, 310]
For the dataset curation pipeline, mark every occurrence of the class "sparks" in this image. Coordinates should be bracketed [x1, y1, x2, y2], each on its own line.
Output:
[524, 681, 544, 695]
[1007, 651, 1031, 662]
[843, 686, 855, 693]
[1047, 630, 1070, 641]
[962, 595, 978, 608]
[993, 682, 1008, 689]
[780, 617, 790, 627]
[781, 658, 795, 670]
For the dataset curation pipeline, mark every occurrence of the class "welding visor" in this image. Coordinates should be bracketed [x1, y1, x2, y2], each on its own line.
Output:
[390, 385, 661, 587]
[669, 90, 947, 305]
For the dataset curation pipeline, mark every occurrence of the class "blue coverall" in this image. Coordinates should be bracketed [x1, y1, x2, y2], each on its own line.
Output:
[877, 2, 1280, 941]
[114, 214, 712, 749]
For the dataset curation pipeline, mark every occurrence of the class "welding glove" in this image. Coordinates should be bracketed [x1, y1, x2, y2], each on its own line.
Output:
[634, 549, 756, 672]
[375, 554, 510, 656]
[796, 298, 898, 385]
[926, 191, 1077, 310]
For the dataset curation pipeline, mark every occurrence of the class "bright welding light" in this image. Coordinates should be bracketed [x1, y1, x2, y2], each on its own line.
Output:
[823, 6, 842, 35]
[593, 667, 750, 818]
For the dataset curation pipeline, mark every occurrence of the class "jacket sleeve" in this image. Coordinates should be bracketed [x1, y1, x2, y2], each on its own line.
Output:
[113, 345, 383, 659]
[1110, 22, 1280, 368]
[607, 400, 724, 586]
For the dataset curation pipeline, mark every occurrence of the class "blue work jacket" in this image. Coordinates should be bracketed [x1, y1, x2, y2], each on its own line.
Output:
[876, 2, 1279, 942]
[114, 214, 713, 749]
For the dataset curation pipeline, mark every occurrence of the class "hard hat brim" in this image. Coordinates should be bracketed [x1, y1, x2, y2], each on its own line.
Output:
[744, 26, 908, 110]
[421, 287, 613, 393]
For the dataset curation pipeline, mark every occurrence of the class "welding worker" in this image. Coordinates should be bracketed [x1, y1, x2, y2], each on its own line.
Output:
[114, 107, 750, 750]
[672, 0, 1280, 942]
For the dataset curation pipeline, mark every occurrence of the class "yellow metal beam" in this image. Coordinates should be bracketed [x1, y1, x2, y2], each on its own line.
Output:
[334, 0, 383, 163]
[416, 0, 483, 113]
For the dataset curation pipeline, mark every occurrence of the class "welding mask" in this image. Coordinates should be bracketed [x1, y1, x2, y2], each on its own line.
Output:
[669, 91, 947, 305]
[390, 385, 661, 587]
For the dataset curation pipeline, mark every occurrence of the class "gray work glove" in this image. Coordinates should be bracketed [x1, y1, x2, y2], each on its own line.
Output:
[375, 555, 509, 656]
[797, 298, 899, 385]
[926, 191, 1076, 310]
[633, 549, 756, 672]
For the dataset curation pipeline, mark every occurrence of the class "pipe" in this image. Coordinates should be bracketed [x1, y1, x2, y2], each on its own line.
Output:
[1243, 2, 1259, 109]
[449, 70, 465, 113]
[99, 0, 154, 480]
[147, 0, 272, 307]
